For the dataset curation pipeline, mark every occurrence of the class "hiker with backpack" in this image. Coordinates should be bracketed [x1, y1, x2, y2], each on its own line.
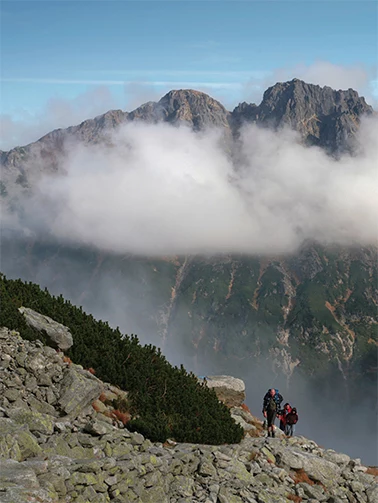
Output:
[284, 407, 298, 437]
[279, 403, 292, 431]
[262, 388, 284, 438]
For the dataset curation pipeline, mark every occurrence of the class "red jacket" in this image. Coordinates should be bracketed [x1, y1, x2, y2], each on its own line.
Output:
[280, 406, 292, 426]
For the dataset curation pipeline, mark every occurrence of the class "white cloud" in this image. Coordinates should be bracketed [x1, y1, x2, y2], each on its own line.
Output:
[19, 116, 378, 256]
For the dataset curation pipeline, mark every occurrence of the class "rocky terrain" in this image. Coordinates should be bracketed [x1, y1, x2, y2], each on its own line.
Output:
[1, 322, 377, 503]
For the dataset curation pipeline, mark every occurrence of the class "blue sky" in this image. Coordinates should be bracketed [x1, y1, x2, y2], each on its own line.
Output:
[1, 0, 377, 147]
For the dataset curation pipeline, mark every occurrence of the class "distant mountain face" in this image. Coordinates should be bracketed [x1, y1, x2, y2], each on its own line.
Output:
[1, 79, 377, 409]
[1, 79, 373, 186]
[232, 79, 373, 150]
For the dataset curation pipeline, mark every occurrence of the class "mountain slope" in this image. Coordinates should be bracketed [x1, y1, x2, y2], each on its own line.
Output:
[2, 326, 377, 502]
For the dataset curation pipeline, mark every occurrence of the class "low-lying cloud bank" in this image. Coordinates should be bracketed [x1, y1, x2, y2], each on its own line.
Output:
[9, 115, 378, 256]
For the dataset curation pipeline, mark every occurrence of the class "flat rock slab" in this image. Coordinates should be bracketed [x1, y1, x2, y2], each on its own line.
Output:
[18, 306, 73, 350]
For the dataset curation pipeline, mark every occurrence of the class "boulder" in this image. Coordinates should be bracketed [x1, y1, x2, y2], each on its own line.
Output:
[18, 307, 73, 350]
[84, 418, 115, 436]
[198, 375, 246, 407]
[301, 451, 342, 487]
[275, 446, 342, 487]
[58, 367, 103, 418]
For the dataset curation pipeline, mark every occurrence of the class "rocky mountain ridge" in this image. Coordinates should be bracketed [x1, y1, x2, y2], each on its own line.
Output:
[1, 325, 377, 503]
[1, 79, 373, 185]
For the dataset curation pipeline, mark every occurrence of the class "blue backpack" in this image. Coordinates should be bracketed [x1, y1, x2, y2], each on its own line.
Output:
[267, 389, 280, 402]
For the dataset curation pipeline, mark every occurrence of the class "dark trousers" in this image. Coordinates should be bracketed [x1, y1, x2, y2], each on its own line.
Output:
[267, 411, 276, 428]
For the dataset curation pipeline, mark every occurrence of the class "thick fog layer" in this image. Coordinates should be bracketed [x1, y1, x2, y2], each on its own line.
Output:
[12, 115, 378, 255]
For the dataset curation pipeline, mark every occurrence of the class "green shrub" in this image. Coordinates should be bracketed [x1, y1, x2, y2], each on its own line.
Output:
[0, 274, 243, 445]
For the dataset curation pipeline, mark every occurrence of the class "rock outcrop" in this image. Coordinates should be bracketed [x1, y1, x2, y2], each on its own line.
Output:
[18, 306, 73, 350]
[198, 375, 246, 407]
[0, 326, 376, 503]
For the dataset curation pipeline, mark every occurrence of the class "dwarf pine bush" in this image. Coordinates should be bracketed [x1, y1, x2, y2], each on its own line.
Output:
[0, 274, 243, 444]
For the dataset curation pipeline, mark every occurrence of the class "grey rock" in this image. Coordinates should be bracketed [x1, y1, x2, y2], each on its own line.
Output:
[0, 486, 56, 503]
[7, 407, 54, 435]
[298, 482, 327, 501]
[0, 418, 42, 460]
[25, 354, 46, 376]
[324, 450, 351, 466]
[26, 394, 58, 416]
[18, 306, 73, 350]
[58, 367, 103, 418]
[0, 459, 39, 489]
[198, 375, 246, 407]
[275, 448, 304, 470]
[366, 484, 378, 503]
[24, 375, 38, 391]
[0, 354, 12, 369]
[4, 388, 20, 402]
[84, 418, 115, 436]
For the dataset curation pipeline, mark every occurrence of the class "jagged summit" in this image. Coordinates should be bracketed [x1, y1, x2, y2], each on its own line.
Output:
[126, 88, 230, 130]
[231, 78, 373, 150]
[258, 78, 372, 120]
[157, 88, 230, 129]
[1, 78, 374, 157]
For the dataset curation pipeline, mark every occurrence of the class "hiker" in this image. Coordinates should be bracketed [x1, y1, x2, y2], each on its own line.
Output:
[262, 388, 283, 438]
[284, 407, 298, 437]
[279, 403, 292, 431]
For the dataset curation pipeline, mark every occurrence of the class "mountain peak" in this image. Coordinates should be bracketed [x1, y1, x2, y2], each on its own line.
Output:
[266, 77, 362, 96]
[232, 78, 373, 151]
[159, 88, 215, 100]
[157, 88, 230, 130]
[158, 88, 227, 109]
